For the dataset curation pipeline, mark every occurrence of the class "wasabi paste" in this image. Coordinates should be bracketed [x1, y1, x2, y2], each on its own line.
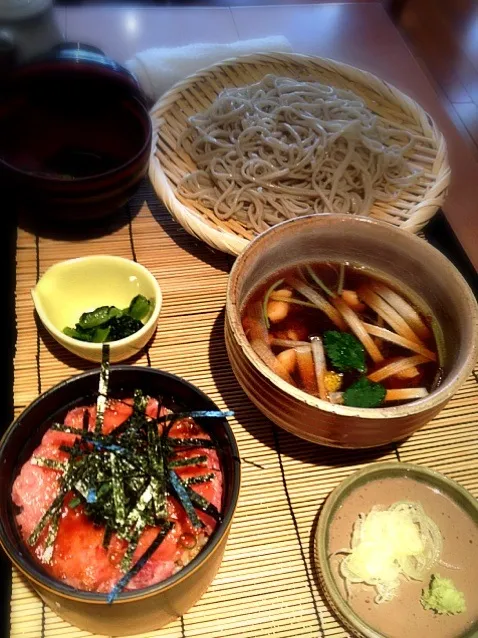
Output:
[421, 574, 466, 615]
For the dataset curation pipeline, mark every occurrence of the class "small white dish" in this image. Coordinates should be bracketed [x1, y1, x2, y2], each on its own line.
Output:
[32, 255, 162, 363]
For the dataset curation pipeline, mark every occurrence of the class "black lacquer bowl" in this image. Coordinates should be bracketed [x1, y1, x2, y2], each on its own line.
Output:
[0, 44, 152, 222]
[0, 366, 240, 636]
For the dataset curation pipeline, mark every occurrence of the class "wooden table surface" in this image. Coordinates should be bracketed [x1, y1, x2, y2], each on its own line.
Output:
[51, 0, 478, 271]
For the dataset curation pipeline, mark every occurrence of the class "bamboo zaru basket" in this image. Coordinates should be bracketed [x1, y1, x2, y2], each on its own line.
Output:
[149, 52, 450, 256]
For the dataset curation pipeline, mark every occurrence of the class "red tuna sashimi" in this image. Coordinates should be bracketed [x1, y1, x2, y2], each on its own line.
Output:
[169, 417, 222, 511]
[12, 399, 222, 593]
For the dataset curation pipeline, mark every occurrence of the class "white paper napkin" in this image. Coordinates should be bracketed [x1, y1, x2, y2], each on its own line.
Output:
[125, 35, 292, 102]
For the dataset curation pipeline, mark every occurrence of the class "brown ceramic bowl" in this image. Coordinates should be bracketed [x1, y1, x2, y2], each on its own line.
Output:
[0, 44, 152, 222]
[0, 366, 240, 635]
[225, 214, 478, 448]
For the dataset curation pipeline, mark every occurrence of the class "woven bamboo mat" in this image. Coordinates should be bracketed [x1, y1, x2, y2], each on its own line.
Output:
[10, 182, 478, 638]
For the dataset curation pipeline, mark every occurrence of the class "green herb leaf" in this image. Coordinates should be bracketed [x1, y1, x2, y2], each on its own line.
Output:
[78, 306, 121, 329]
[63, 324, 111, 343]
[127, 295, 152, 321]
[343, 377, 386, 408]
[324, 330, 366, 373]
[63, 325, 95, 342]
[90, 326, 111, 343]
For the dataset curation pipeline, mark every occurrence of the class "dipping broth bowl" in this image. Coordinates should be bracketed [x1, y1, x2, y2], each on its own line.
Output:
[0, 366, 240, 636]
[225, 214, 478, 449]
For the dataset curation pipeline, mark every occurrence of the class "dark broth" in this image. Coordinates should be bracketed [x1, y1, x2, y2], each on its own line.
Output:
[241, 262, 441, 407]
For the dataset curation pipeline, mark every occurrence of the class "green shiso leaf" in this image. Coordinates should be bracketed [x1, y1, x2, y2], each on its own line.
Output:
[343, 376, 386, 408]
[324, 330, 366, 373]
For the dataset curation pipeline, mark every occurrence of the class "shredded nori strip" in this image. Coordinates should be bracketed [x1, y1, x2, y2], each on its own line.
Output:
[95, 344, 110, 433]
[180, 480, 223, 523]
[107, 522, 174, 603]
[82, 409, 89, 431]
[41, 508, 61, 564]
[31, 457, 67, 471]
[183, 473, 215, 486]
[120, 519, 146, 572]
[27, 463, 80, 546]
[168, 455, 208, 468]
[102, 524, 113, 550]
[168, 470, 204, 530]
[166, 438, 217, 449]
[147, 418, 167, 520]
[157, 410, 234, 423]
[111, 452, 126, 528]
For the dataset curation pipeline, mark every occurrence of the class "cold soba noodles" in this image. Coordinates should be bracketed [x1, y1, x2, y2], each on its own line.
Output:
[241, 263, 441, 408]
[178, 75, 422, 234]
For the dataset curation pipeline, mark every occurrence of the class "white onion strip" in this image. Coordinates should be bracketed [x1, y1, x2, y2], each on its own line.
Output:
[332, 297, 384, 363]
[385, 388, 429, 401]
[269, 293, 317, 309]
[310, 336, 328, 401]
[288, 277, 346, 330]
[270, 338, 310, 348]
[363, 322, 436, 361]
[370, 282, 431, 340]
[358, 286, 425, 346]
[368, 355, 429, 383]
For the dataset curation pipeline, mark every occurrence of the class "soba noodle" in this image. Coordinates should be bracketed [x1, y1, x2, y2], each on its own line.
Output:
[177, 75, 422, 233]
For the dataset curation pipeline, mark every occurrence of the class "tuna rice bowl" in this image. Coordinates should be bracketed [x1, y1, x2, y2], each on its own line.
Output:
[3, 351, 239, 611]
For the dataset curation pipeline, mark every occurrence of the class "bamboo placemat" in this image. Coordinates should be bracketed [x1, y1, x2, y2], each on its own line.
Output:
[10, 182, 478, 638]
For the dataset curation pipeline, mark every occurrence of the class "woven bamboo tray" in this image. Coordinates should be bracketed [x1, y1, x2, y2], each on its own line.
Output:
[9, 181, 477, 638]
[149, 52, 451, 256]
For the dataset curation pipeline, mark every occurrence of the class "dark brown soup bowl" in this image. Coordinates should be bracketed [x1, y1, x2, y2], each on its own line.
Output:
[0, 367, 240, 636]
[0, 44, 152, 222]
